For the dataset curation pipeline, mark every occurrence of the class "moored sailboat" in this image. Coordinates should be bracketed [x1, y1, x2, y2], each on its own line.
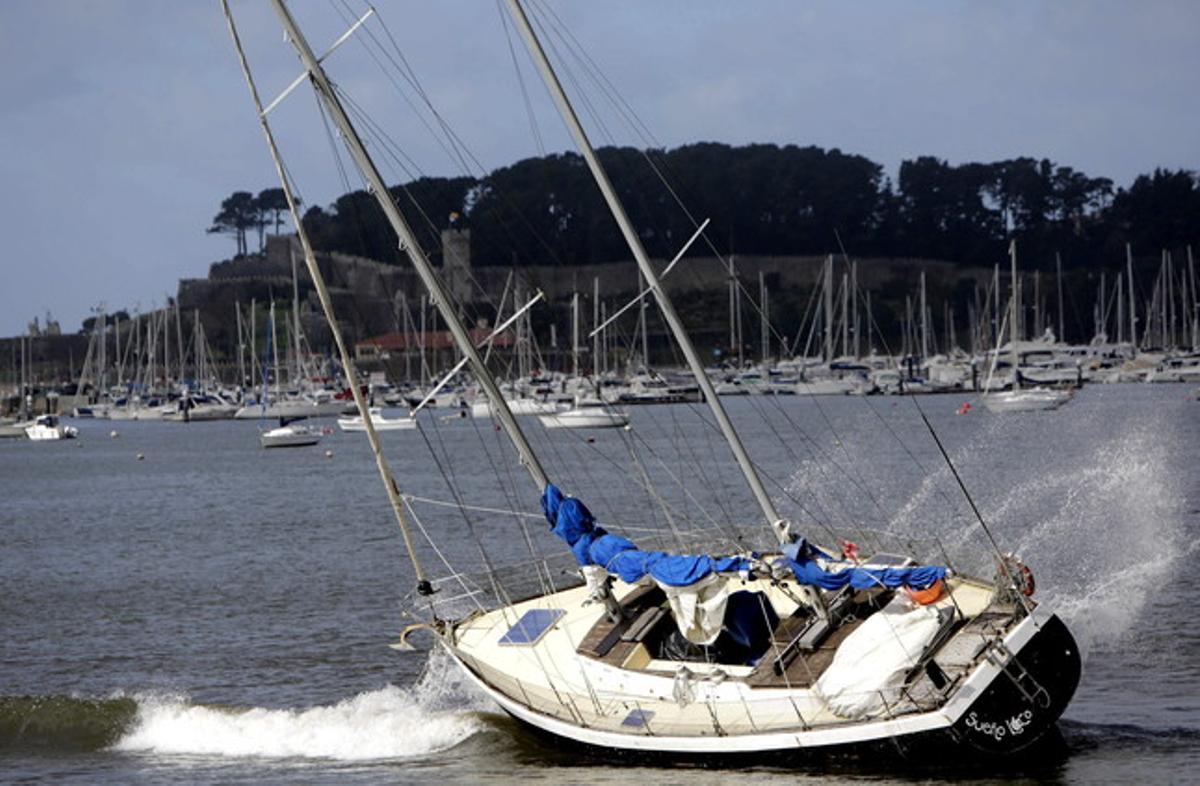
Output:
[982, 242, 1073, 413]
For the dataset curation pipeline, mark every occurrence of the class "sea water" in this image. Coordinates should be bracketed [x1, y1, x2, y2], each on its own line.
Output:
[2, 385, 1197, 784]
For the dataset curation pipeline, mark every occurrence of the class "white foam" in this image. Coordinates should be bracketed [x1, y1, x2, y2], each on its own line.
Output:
[785, 400, 1190, 657]
[113, 650, 490, 761]
[1006, 422, 1190, 654]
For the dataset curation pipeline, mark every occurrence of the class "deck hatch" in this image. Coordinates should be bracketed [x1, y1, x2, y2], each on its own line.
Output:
[498, 608, 565, 646]
[621, 709, 654, 728]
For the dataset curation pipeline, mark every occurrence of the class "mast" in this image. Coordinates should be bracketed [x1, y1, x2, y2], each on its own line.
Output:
[223, 0, 439, 591]
[851, 260, 859, 359]
[727, 258, 736, 362]
[289, 241, 303, 383]
[1126, 244, 1137, 356]
[505, 0, 788, 541]
[1009, 241, 1020, 392]
[763, 272, 772, 364]
[236, 302, 245, 390]
[175, 301, 185, 385]
[115, 313, 122, 387]
[1185, 246, 1195, 350]
[823, 255, 834, 363]
[1116, 275, 1124, 345]
[1055, 252, 1065, 342]
[734, 259, 744, 367]
[250, 299, 258, 389]
[919, 270, 928, 360]
[266, 0, 549, 490]
[419, 295, 428, 388]
[839, 272, 848, 358]
[992, 263, 1001, 350]
[1034, 271, 1042, 338]
[640, 293, 650, 371]
[571, 291, 580, 378]
[270, 302, 280, 398]
[592, 277, 600, 376]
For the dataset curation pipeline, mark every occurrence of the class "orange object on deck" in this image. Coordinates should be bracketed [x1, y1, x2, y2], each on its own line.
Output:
[907, 578, 945, 605]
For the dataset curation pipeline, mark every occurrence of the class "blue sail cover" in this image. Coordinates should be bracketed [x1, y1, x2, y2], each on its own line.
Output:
[782, 539, 946, 590]
[541, 484, 945, 591]
[541, 484, 751, 586]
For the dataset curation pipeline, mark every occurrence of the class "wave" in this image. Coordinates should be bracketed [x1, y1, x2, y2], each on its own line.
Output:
[2, 651, 492, 760]
[0, 695, 138, 753]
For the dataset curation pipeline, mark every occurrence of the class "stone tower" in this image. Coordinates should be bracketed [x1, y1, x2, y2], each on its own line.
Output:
[441, 223, 472, 304]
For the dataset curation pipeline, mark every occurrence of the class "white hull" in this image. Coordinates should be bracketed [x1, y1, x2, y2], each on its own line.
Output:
[471, 398, 563, 418]
[25, 417, 79, 441]
[163, 404, 238, 422]
[443, 576, 1077, 756]
[236, 397, 353, 420]
[1146, 368, 1200, 384]
[109, 404, 168, 421]
[337, 408, 417, 432]
[796, 378, 860, 396]
[71, 403, 112, 419]
[260, 424, 322, 448]
[539, 408, 629, 429]
[981, 388, 1071, 413]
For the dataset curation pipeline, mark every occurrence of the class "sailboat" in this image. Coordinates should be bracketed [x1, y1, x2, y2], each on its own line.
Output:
[224, 0, 1081, 760]
[337, 407, 416, 432]
[982, 242, 1073, 413]
[538, 397, 630, 429]
[259, 416, 323, 448]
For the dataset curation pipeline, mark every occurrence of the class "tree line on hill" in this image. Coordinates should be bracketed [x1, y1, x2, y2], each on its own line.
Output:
[209, 142, 1198, 275]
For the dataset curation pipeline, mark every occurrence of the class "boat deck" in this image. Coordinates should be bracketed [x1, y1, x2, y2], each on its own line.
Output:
[450, 574, 1006, 741]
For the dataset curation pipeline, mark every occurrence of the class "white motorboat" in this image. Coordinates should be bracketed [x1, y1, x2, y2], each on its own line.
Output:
[25, 415, 79, 441]
[337, 407, 416, 432]
[539, 400, 629, 429]
[227, 0, 1081, 763]
[259, 419, 322, 448]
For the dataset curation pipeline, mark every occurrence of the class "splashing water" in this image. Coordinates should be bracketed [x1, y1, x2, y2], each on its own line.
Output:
[785, 400, 1190, 659]
[112, 649, 491, 760]
[997, 422, 1190, 655]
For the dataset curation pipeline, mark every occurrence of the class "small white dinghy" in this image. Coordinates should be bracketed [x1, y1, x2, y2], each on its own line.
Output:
[337, 407, 416, 432]
[25, 414, 79, 441]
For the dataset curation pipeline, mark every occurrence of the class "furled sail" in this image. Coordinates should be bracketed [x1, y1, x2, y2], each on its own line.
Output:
[541, 484, 945, 592]
[779, 539, 947, 591]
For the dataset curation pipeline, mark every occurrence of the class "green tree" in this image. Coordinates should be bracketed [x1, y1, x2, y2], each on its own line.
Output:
[256, 188, 294, 248]
[207, 191, 258, 256]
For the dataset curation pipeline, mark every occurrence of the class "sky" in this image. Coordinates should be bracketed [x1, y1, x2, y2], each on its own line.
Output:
[1, 0, 1197, 338]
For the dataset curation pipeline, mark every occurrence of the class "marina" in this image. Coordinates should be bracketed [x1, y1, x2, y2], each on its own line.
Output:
[1, 386, 1197, 782]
